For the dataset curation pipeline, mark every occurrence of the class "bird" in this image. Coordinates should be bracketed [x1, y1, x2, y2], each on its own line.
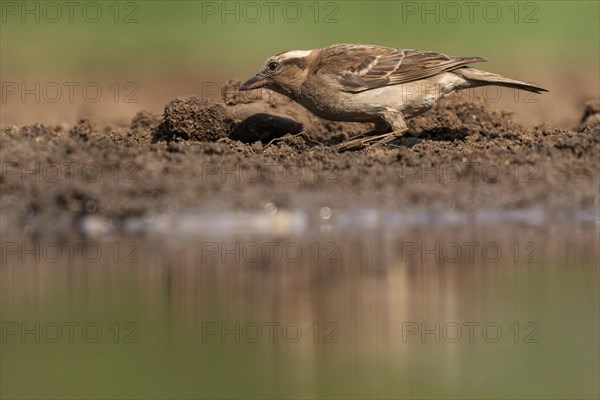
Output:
[239, 44, 547, 150]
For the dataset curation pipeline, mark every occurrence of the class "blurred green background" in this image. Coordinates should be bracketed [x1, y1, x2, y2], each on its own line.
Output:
[1, 0, 599, 125]
[2, 0, 598, 75]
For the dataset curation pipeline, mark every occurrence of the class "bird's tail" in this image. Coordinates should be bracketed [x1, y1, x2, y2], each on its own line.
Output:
[454, 67, 548, 93]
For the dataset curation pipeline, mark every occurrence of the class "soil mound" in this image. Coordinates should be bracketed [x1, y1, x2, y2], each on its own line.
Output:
[1, 83, 598, 230]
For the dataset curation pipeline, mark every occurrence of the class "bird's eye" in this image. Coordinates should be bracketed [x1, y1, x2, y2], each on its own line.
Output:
[268, 62, 279, 71]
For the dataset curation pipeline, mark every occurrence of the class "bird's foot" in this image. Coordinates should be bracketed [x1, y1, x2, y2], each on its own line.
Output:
[264, 131, 321, 148]
[378, 130, 406, 144]
[337, 129, 407, 151]
[342, 129, 378, 142]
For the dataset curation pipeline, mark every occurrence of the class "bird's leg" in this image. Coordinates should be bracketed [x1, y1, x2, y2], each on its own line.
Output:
[376, 113, 408, 144]
[338, 121, 390, 151]
[338, 115, 408, 151]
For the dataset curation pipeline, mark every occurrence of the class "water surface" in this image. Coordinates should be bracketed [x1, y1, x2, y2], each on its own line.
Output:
[1, 209, 598, 398]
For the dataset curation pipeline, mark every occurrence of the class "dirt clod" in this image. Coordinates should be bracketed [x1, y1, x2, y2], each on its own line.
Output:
[155, 97, 235, 142]
[578, 99, 600, 131]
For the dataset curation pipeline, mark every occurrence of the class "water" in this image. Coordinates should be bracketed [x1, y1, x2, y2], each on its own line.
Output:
[1, 208, 598, 398]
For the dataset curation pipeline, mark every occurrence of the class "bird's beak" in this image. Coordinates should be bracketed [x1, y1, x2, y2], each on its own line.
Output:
[239, 73, 268, 91]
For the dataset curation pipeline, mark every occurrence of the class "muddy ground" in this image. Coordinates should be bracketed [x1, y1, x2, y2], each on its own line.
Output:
[1, 81, 598, 231]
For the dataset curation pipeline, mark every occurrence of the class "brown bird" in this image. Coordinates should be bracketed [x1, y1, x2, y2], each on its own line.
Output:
[239, 44, 547, 150]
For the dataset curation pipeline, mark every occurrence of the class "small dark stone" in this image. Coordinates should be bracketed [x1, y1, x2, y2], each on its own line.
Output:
[229, 113, 303, 143]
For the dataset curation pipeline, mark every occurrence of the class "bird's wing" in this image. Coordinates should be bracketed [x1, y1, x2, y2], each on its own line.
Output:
[321, 44, 486, 93]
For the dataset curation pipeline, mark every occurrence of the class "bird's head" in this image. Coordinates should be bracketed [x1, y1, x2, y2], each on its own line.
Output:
[239, 50, 315, 97]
